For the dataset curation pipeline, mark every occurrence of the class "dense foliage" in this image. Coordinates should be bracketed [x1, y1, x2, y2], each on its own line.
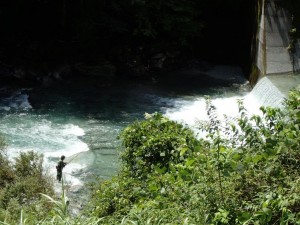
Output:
[87, 90, 300, 224]
[119, 113, 197, 178]
[0, 144, 54, 223]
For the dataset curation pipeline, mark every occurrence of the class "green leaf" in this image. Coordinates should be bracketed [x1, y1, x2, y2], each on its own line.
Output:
[231, 153, 241, 160]
[296, 111, 300, 119]
[262, 207, 271, 214]
[148, 183, 159, 191]
[169, 164, 176, 173]
[252, 154, 263, 163]
[219, 146, 226, 153]
[154, 166, 167, 174]
[185, 158, 195, 167]
[222, 169, 230, 177]
[180, 147, 188, 156]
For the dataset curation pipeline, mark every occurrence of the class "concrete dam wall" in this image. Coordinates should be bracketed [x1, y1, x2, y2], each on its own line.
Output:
[251, 0, 300, 107]
[256, 0, 300, 75]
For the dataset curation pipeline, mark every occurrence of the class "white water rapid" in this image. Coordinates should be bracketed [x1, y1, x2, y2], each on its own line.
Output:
[1, 68, 297, 196]
[165, 76, 288, 130]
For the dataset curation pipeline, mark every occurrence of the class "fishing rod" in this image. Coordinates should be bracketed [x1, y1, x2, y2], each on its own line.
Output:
[65, 152, 82, 164]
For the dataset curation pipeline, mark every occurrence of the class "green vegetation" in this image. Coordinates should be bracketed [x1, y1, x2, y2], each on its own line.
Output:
[1, 90, 300, 224]
[0, 142, 54, 224]
[86, 90, 300, 224]
[0, 140, 100, 224]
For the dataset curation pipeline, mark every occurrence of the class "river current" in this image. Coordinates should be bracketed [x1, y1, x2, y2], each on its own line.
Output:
[0, 65, 278, 193]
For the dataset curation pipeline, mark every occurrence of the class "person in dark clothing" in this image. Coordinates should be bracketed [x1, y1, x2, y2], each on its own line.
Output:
[56, 155, 67, 182]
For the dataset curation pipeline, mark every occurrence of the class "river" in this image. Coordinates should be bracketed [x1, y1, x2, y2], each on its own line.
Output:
[0, 64, 276, 203]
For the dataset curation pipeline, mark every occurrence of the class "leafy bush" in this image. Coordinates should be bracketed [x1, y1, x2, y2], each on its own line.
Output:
[0, 139, 15, 188]
[0, 148, 55, 224]
[119, 112, 197, 178]
[87, 113, 204, 224]
[196, 92, 300, 224]
[88, 90, 300, 224]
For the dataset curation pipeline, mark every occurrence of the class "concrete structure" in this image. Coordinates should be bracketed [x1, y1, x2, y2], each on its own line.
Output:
[256, 0, 300, 75]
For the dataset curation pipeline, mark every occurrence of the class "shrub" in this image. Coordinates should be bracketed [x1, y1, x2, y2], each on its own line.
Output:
[0, 148, 54, 224]
[119, 112, 197, 178]
[88, 90, 300, 225]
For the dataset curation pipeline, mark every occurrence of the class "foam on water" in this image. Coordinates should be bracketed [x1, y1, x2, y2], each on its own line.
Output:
[165, 96, 246, 129]
[165, 77, 288, 132]
[61, 124, 85, 136]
